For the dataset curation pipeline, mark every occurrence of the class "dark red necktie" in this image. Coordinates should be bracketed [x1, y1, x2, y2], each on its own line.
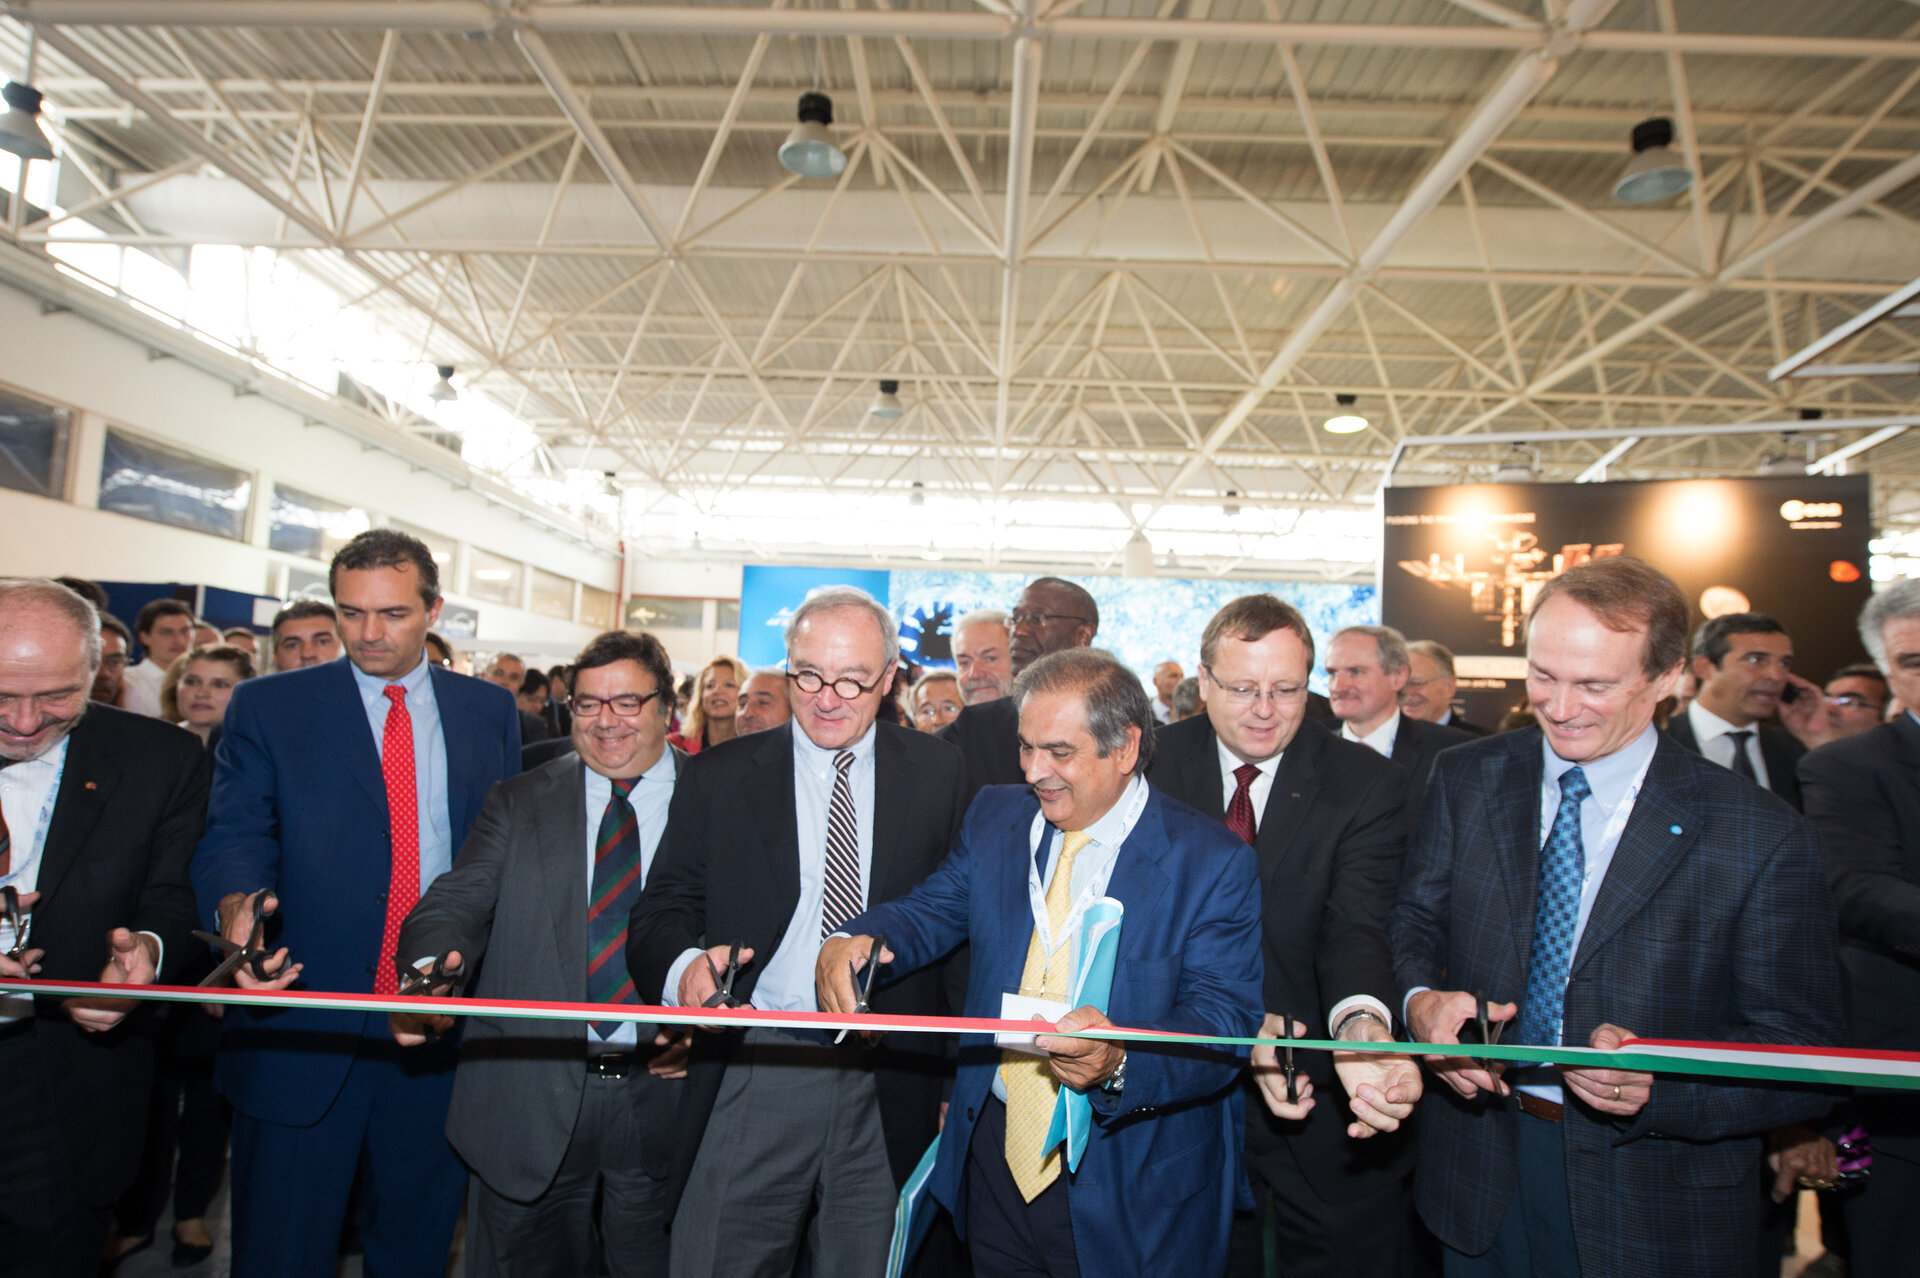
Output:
[0, 759, 12, 877]
[372, 685, 420, 995]
[1225, 763, 1260, 846]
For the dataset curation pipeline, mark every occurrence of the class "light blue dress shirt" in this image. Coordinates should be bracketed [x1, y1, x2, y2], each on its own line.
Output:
[583, 748, 677, 1051]
[349, 654, 453, 893]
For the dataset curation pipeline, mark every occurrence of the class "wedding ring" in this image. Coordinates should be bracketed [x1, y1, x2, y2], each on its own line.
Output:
[1612, 1084, 1621, 1101]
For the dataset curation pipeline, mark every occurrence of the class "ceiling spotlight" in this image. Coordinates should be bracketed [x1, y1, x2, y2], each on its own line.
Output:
[1493, 445, 1537, 484]
[1222, 489, 1241, 518]
[1613, 117, 1692, 204]
[1800, 408, 1825, 422]
[1322, 393, 1368, 435]
[1122, 529, 1155, 578]
[427, 365, 458, 403]
[1758, 452, 1801, 477]
[0, 82, 54, 163]
[778, 91, 846, 179]
[919, 544, 944, 562]
[909, 479, 925, 507]
[869, 379, 904, 419]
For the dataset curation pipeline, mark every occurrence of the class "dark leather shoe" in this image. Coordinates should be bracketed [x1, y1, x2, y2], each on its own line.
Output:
[169, 1228, 214, 1268]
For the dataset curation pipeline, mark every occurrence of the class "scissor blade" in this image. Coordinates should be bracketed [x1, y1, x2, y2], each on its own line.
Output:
[199, 947, 251, 987]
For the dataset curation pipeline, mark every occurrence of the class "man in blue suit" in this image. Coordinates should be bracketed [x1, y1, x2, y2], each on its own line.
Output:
[819, 648, 1262, 1278]
[193, 529, 521, 1278]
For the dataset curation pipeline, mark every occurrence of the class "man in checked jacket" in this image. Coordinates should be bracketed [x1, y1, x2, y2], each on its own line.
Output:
[1391, 556, 1844, 1278]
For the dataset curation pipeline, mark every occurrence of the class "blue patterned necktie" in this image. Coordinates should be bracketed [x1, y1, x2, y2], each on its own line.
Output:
[1516, 766, 1591, 1047]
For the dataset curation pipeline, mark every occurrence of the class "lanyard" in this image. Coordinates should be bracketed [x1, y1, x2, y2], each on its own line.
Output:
[1024, 779, 1149, 963]
[0, 746, 67, 892]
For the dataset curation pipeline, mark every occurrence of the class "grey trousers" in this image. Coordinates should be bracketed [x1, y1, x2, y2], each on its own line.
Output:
[466, 1071, 673, 1278]
[669, 1027, 896, 1278]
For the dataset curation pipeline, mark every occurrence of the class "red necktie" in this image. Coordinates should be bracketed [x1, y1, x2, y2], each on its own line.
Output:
[1225, 763, 1260, 846]
[372, 684, 420, 995]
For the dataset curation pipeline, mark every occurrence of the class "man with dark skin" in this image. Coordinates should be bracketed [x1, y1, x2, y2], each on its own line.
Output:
[941, 576, 1099, 800]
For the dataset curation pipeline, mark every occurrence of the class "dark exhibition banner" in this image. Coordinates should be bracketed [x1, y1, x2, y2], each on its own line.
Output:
[1380, 475, 1873, 728]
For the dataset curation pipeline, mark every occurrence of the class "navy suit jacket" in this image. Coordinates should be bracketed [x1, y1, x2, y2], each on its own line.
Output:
[192, 658, 521, 1124]
[1391, 728, 1843, 1278]
[848, 783, 1263, 1278]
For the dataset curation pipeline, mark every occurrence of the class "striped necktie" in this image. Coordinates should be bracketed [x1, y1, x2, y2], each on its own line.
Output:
[588, 774, 644, 1039]
[821, 750, 862, 937]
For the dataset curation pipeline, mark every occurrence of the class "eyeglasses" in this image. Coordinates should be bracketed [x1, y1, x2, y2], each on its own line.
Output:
[1203, 665, 1308, 708]
[569, 690, 662, 717]
[1827, 693, 1885, 711]
[1008, 609, 1091, 631]
[99, 655, 129, 671]
[788, 669, 887, 700]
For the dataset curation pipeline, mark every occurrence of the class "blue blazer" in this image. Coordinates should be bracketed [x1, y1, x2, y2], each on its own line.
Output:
[848, 783, 1263, 1278]
[192, 658, 521, 1124]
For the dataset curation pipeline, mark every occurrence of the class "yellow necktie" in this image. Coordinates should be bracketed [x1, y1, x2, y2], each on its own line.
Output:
[1001, 829, 1091, 1201]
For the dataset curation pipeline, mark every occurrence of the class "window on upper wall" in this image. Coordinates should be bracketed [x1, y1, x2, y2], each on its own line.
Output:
[269, 483, 372, 562]
[717, 600, 741, 631]
[388, 519, 457, 573]
[0, 386, 72, 500]
[580, 584, 617, 631]
[98, 428, 251, 542]
[467, 547, 523, 607]
[625, 596, 704, 630]
[530, 567, 574, 621]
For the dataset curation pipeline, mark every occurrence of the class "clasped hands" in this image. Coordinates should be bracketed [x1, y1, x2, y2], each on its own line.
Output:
[1250, 1011, 1424, 1138]
[0, 889, 172, 1033]
[1405, 989, 1651, 1117]
[814, 934, 1123, 1090]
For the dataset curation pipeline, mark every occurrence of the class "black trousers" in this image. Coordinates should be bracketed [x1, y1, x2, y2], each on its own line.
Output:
[0, 1025, 115, 1278]
[1440, 1113, 1578, 1278]
[964, 1097, 1079, 1278]
[1226, 1146, 1417, 1278]
[1842, 1145, 1920, 1278]
[115, 1004, 231, 1237]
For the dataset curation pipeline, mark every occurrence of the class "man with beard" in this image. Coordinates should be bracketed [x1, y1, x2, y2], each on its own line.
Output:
[953, 610, 1014, 705]
[1664, 612, 1805, 808]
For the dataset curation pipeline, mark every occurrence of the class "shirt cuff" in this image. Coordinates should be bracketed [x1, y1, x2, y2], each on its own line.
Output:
[139, 931, 165, 976]
[1402, 986, 1430, 1031]
[662, 947, 702, 1007]
[1327, 994, 1392, 1037]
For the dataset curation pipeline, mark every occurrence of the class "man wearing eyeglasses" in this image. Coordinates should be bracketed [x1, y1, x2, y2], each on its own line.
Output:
[392, 630, 687, 1278]
[1145, 595, 1423, 1278]
[629, 585, 968, 1278]
[942, 577, 1100, 802]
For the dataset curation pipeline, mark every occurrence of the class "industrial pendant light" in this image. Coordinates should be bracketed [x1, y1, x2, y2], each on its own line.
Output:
[0, 81, 52, 162]
[1613, 117, 1691, 204]
[427, 365, 458, 403]
[868, 379, 904, 419]
[1493, 446, 1537, 484]
[779, 90, 846, 179]
[1322, 394, 1367, 434]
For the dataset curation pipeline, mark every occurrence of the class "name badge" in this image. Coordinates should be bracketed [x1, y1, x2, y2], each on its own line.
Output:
[996, 989, 1070, 1056]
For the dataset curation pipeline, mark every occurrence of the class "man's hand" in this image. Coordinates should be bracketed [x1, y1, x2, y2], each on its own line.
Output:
[0, 889, 43, 980]
[1250, 1013, 1315, 1120]
[676, 943, 755, 1031]
[214, 890, 302, 991]
[1557, 1023, 1652, 1117]
[389, 949, 462, 1047]
[649, 1029, 693, 1079]
[815, 933, 894, 1016]
[1407, 989, 1515, 1101]
[1778, 674, 1834, 750]
[1766, 1125, 1839, 1202]
[65, 929, 159, 1032]
[1332, 1012, 1422, 1138]
[1035, 1006, 1124, 1092]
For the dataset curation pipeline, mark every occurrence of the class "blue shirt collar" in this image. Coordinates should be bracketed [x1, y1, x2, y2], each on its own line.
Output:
[793, 720, 877, 765]
[349, 651, 433, 699]
[1541, 721, 1660, 806]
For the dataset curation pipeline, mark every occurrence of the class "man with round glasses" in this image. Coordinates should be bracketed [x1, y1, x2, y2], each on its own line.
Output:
[394, 629, 687, 1278]
[1146, 594, 1423, 1278]
[629, 585, 968, 1278]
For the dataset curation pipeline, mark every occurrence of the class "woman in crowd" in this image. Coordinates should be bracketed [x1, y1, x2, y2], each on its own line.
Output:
[159, 645, 256, 748]
[669, 655, 749, 754]
[912, 670, 964, 733]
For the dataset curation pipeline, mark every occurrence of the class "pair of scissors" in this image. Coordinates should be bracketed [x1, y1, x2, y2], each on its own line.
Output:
[395, 952, 465, 999]
[1462, 991, 1503, 1074]
[701, 941, 746, 1009]
[192, 891, 280, 986]
[834, 934, 887, 1046]
[2, 885, 30, 962]
[1275, 1014, 1301, 1105]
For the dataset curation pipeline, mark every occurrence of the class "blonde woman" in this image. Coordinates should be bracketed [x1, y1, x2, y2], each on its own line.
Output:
[669, 654, 749, 754]
[159, 645, 256, 748]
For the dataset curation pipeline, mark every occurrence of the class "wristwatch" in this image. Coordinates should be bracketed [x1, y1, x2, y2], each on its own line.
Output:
[1333, 1007, 1391, 1040]
[1102, 1050, 1128, 1095]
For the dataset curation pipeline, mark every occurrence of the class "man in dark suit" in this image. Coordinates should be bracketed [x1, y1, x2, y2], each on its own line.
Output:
[395, 630, 686, 1277]
[940, 576, 1098, 800]
[193, 530, 521, 1278]
[1327, 624, 1471, 821]
[1405, 639, 1490, 736]
[0, 580, 206, 1277]
[628, 585, 966, 1277]
[1146, 594, 1420, 1278]
[1393, 557, 1844, 1278]
[820, 648, 1262, 1278]
[1798, 578, 1920, 1277]
[1664, 611, 1806, 808]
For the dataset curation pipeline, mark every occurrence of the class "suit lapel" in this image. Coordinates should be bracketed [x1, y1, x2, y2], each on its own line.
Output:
[870, 725, 909, 904]
[543, 760, 590, 985]
[760, 726, 802, 927]
[1485, 736, 1545, 939]
[1571, 741, 1700, 975]
[1664, 712, 1701, 755]
[1104, 791, 1172, 968]
[1255, 727, 1319, 883]
[1178, 728, 1226, 822]
[317, 661, 388, 814]
[432, 666, 477, 834]
[34, 715, 115, 909]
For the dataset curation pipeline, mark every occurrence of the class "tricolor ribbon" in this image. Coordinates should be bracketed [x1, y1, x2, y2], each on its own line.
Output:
[7, 978, 1917, 1091]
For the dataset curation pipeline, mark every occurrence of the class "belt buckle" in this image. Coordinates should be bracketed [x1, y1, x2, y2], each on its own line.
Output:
[589, 1053, 633, 1078]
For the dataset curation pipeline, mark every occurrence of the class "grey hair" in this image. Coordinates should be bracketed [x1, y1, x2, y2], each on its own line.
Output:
[1171, 675, 1201, 718]
[1859, 579, 1920, 668]
[1335, 624, 1412, 676]
[0, 578, 105, 671]
[1013, 648, 1155, 773]
[1407, 639, 1456, 678]
[954, 608, 1009, 636]
[786, 585, 901, 666]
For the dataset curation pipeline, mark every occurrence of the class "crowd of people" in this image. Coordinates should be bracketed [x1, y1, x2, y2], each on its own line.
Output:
[0, 534, 1912, 1278]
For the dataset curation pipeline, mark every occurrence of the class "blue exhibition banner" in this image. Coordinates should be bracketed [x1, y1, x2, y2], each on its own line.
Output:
[737, 565, 894, 666]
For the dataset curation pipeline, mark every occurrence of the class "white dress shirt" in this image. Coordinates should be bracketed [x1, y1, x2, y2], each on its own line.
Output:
[662, 724, 878, 1012]
[1341, 708, 1401, 758]
[581, 749, 676, 1051]
[1152, 699, 1173, 725]
[1215, 738, 1280, 826]
[120, 658, 167, 718]
[1685, 701, 1770, 789]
